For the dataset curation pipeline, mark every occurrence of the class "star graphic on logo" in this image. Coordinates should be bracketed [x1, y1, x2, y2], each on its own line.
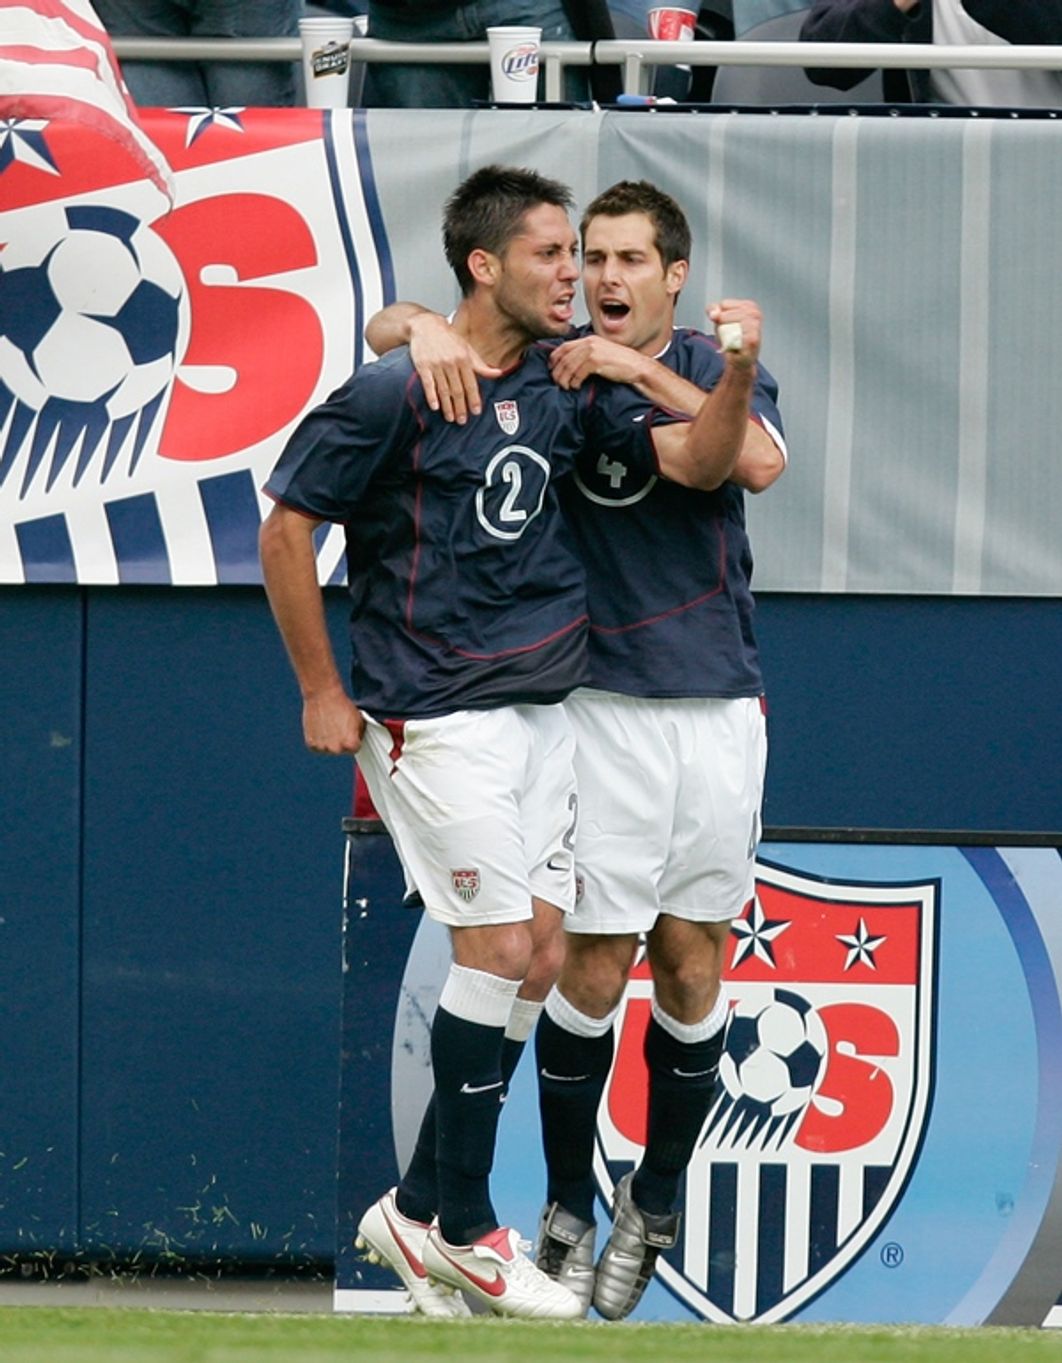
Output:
[172, 106, 247, 147]
[837, 917, 887, 971]
[730, 896, 790, 969]
[0, 118, 59, 176]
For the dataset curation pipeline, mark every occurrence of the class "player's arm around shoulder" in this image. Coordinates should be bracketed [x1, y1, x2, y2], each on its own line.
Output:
[547, 333, 698, 410]
[259, 503, 365, 756]
[364, 302, 500, 424]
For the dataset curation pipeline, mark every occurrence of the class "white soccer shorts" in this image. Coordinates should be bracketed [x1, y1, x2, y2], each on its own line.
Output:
[564, 688, 767, 934]
[356, 703, 578, 928]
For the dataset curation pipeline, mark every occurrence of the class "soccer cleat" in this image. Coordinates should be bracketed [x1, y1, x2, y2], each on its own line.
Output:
[422, 1223, 583, 1319]
[355, 1188, 472, 1318]
[592, 1173, 680, 1321]
[534, 1202, 596, 1316]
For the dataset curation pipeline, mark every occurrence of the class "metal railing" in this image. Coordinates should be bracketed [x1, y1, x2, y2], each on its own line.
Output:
[111, 37, 1062, 103]
[595, 40, 1062, 97]
[111, 36, 591, 103]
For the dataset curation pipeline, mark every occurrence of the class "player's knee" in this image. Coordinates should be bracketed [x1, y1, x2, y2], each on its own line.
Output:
[523, 928, 566, 998]
[558, 937, 633, 1017]
[451, 920, 534, 982]
[654, 958, 723, 1022]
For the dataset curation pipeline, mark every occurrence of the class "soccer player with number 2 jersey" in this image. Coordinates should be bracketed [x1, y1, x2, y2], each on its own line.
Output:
[260, 167, 766, 1320]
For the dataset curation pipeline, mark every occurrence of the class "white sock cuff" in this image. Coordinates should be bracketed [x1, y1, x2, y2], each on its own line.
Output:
[439, 964, 519, 1029]
[544, 985, 619, 1039]
[505, 996, 544, 1043]
[651, 985, 729, 1043]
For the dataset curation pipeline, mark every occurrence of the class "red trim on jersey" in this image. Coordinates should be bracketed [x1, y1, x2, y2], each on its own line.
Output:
[589, 519, 728, 636]
[404, 372, 428, 636]
[446, 610, 589, 661]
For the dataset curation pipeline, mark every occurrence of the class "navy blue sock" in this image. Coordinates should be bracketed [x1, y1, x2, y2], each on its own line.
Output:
[394, 1101, 438, 1227]
[536, 1010, 614, 1224]
[632, 1015, 724, 1216]
[430, 1005, 509, 1245]
[396, 1034, 526, 1225]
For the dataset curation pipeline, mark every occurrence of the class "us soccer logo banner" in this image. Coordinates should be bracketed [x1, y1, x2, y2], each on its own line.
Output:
[595, 859, 938, 1323]
[341, 834, 1062, 1323]
[0, 109, 392, 585]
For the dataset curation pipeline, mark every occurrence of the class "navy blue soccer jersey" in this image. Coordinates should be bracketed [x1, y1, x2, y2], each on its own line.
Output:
[264, 342, 665, 720]
[559, 326, 785, 699]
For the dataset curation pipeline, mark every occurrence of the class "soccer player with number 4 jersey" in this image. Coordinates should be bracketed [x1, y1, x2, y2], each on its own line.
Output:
[368, 179, 786, 1320]
[260, 167, 766, 1320]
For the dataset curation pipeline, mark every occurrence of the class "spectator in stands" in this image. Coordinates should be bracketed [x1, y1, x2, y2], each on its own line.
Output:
[306, 0, 365, 14]
[361, 0, 615, 107]
[962, 3, 1062, 47]
[94, 0, 301, 107]
[799, 0, 1062, 106]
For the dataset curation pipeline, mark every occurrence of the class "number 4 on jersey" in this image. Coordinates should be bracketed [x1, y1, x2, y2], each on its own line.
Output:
[597, 454, 628, 489]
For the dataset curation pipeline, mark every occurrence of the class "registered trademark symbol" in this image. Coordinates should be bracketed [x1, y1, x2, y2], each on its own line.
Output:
[881, 1242, 904, 1268]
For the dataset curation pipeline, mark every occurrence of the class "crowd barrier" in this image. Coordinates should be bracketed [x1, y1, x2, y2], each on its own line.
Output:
[108, 36, 1062, 101]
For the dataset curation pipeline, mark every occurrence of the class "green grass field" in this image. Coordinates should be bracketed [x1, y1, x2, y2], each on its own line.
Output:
[0, 1311, 1059, 1363]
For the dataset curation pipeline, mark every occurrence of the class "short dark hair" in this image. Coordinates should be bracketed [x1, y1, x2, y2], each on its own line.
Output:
[443, 164, 575, 296]
[580, 180, 691, 270]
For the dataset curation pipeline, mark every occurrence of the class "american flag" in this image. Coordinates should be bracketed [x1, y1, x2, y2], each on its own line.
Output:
[0, 0, 174, 200]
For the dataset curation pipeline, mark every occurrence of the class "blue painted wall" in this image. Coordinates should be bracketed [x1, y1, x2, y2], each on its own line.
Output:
[758, 594, 1062, 835]
[1, 585, 1059, 1263]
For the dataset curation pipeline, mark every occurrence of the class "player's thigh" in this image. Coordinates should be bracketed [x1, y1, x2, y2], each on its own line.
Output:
[357, 710, 534, 928]
[564, 690, 673, 936]
[519, 703, 579, 916]
[658, 696, 767, 922]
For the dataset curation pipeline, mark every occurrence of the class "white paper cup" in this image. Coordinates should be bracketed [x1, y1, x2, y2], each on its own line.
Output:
[487, 26, 541, 104]
[647, 7, 697, 40]
[299, 16, 355, 109]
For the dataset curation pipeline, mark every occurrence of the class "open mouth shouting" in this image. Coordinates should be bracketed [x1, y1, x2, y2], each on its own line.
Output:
[595, 298, 632, 334]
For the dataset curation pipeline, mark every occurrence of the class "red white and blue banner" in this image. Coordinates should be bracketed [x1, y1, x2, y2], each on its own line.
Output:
[0, 107, 389, 584]
[336, 830, 1062, 1325]
[0, 0, 175, 199]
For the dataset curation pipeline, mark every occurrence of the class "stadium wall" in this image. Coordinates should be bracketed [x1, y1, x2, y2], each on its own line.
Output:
[3, 584, 1059, 1269]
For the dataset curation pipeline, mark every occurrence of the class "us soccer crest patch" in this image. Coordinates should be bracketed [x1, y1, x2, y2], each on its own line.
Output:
[494, 400, 519, 435]
[451, 868, 481, 902]
[594, 859, 938, 1323]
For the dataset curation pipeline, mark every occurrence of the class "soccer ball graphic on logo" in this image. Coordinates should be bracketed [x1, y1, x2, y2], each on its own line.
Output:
[0, 203, 186, 422]
[711, 988, 827, 1146]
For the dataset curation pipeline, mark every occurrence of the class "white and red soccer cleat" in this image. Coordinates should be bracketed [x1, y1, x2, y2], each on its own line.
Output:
[422, 1223, 583, 1319]
[355, 1188, 471, 1318]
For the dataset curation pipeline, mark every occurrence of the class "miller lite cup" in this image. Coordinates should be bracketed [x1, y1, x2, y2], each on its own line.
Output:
[647, 6, 697, 40]
[298, 15, 355, 108]
[487, 26, 542, 104]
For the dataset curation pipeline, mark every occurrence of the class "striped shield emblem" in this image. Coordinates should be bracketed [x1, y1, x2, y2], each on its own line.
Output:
[594, 858, 938, 1323]
[1, 109, 390, 586]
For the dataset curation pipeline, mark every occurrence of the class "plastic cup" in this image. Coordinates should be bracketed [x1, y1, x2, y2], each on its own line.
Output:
[299, 16, 355, 109]
[487, 26, 541, 104]
[647, 7, 697, 40]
